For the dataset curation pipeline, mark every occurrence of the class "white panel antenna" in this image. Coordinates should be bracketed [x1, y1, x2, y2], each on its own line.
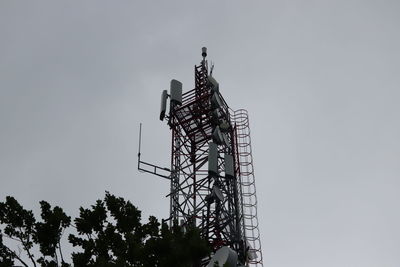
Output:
[212, 126, 224, 145]
[225, 154, 234, 178]
[208, 75, 219, 93]
[159, 89, 168, 121]
[170, 79, 182, 105]
[207, 246, 238, 267]
[211, 93, 223, 109]
[208, 142, 218, 177]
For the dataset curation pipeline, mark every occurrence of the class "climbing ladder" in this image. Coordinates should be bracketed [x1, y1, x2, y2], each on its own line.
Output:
[233, 109, 263, 267]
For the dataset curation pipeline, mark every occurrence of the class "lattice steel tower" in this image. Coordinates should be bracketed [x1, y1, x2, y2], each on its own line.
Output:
[138, 48, 263, 267]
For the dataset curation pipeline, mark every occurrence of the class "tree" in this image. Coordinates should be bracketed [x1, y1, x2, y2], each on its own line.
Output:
[0, 231, 15, 267]
[0, 193, 209, 267]
[0, 196, 70, 267]
[69, 192, 209, 267]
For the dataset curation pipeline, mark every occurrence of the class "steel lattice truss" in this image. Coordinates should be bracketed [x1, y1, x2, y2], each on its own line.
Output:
[166, 61, 246, 263]
[139, 50, 263, 267]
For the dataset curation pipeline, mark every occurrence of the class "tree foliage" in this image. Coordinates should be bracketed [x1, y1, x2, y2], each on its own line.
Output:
[0, 193, 209, 267]
[0, 196, 70, 267]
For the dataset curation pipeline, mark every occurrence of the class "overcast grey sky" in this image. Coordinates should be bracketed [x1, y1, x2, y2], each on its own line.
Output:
[1, 1, 400, 266]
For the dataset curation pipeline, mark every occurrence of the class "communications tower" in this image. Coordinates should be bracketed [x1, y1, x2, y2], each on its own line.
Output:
[138, 48, 263, 267]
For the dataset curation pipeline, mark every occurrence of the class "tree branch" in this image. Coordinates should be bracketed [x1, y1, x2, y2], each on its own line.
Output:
[21, 240, 36, 267]
[54, 248, 59, 265]
[4, 232, 34, 267]
[17, 227, 36, 267]
[58, 239, 65, 264]
[5, 246, 29, 267]
[3, 233, 20, 242]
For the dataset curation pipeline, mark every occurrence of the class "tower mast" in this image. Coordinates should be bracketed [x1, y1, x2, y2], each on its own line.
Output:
[139, 48, 263, 267]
